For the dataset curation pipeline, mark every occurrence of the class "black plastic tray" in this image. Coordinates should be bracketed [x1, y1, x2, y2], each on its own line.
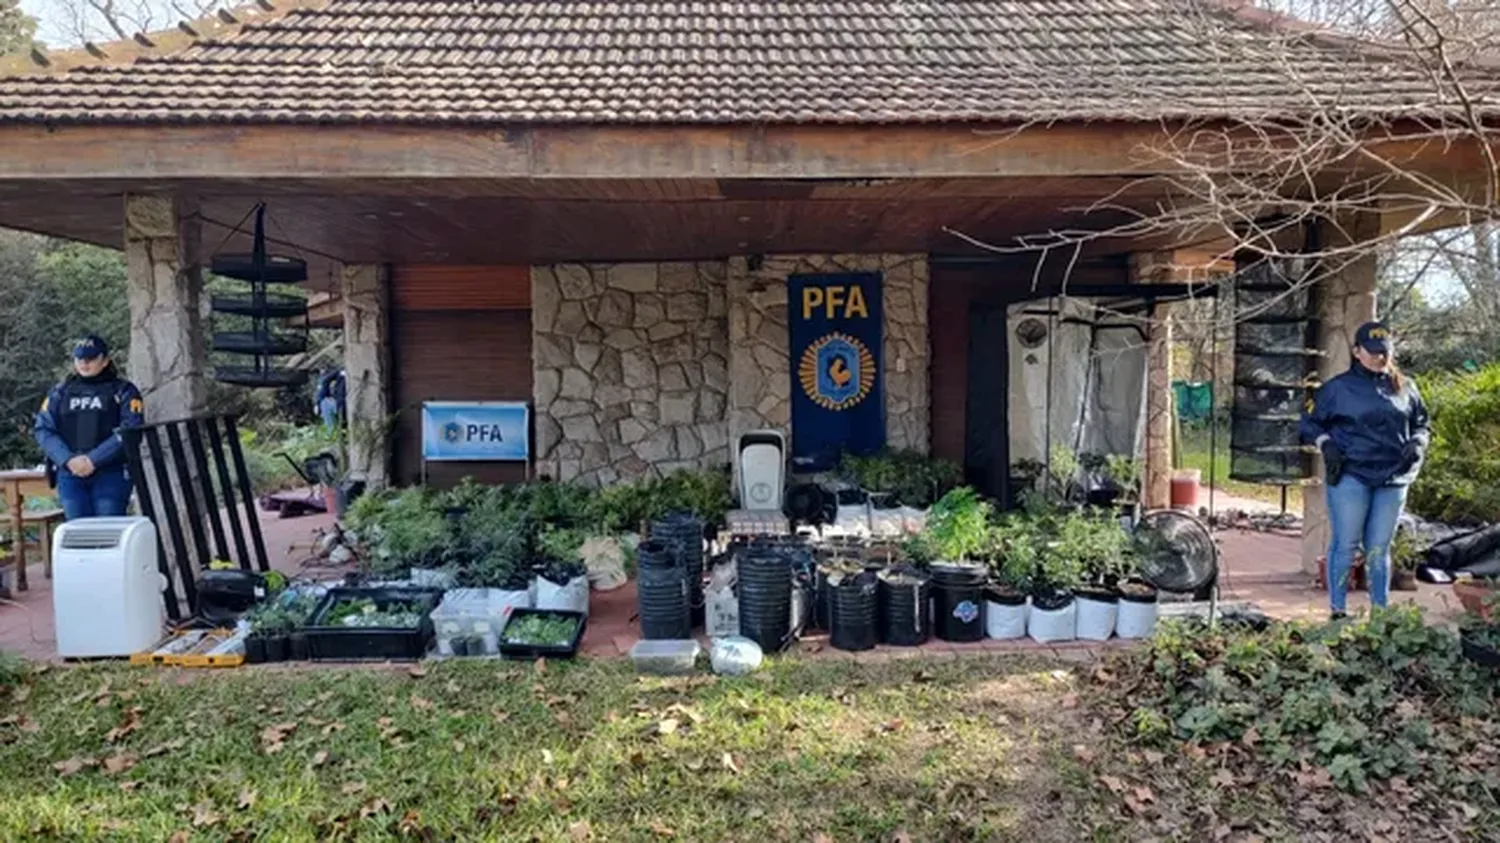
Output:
[304, 587, 443, 661]
[211, 293, 309, 318]
[498, 608, 587, 660]
[213, 331, 309, 356]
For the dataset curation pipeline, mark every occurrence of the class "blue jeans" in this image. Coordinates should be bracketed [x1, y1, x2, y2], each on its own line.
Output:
[1326, 475, 1408, 613]
[57, 468, 133, 521]
[319, 397, 339, 429]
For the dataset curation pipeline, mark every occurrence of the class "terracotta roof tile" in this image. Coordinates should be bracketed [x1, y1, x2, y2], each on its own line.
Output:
[0, 0, 1492, 124]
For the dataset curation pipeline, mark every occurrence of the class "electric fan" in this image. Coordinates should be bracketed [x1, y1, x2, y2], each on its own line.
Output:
[1134, 509, 1221, 619]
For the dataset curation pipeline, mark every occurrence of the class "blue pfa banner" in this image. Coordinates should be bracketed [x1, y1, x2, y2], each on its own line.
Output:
[786, 272, 885, 471]
[421, 402, 531, 462]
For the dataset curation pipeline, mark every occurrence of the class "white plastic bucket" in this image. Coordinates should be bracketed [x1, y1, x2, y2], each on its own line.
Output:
[1075, 594, 1119, 641]
[1028, 599, 1077, 643]
[536, 575, 590, 616]
[1115, 595, 1159, 639]
[985, 598, 1028, 640]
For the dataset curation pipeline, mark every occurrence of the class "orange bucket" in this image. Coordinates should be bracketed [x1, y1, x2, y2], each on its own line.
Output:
[1169, 469, 1201, 509]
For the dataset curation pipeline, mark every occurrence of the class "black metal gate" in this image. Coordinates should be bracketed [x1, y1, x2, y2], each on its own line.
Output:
[122, 415, 269, 620]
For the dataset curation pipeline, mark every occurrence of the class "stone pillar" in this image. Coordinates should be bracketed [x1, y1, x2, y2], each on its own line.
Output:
[1301, 213, 1381, 577]
[1130, 251, 1176, 509]
[124, 195, 207, 421]
[341, 264, 392, 489]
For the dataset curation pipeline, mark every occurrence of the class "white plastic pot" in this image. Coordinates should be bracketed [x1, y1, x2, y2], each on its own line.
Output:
[536, 575, 590, 616]
[706, 584, 740, 638]
[1115, 593, 1159, 639]
[1028, 598, 1077, 643]
[985, 598, 1028, 640]
[1075, 593, 1119, 641]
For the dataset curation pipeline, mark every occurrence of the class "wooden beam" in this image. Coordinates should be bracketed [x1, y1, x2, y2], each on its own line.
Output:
[0, 123, 1230, 181]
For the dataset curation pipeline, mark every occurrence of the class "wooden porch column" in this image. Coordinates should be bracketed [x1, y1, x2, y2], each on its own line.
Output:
[1301, 213, 1381, 578]
[341, 264, 392, 489]
[1130, 252, 1176, 510]
[124, 195, 207, 421]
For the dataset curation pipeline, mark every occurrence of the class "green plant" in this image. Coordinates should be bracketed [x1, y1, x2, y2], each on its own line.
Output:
[921, 486, 992, 562]
[1104, 454, 1142, 496]
[1390, 525, 1422, 572]
[986, 516, 1038, 593]
[247, 603, 297, 636]
[0, 650, 26, 694]
[324, 598, 424, 628]
[840, 450, 900, 494]
[1408, 364, 1500, 525]
[1054, 508, 1130, 587]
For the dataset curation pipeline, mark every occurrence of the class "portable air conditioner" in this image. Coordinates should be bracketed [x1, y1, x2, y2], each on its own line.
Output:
[52, 517, 165, 658]
[737, 430, 786, 511]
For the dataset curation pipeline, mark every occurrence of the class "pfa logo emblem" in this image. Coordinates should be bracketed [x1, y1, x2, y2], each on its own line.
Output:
[953, 600, 980, 624]
[798, 332, 875, 411]
[442, 422, 464, 444]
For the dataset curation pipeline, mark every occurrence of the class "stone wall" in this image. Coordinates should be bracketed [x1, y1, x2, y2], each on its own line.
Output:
[726, 254, 930, 460]
[531, 262, 730, 485]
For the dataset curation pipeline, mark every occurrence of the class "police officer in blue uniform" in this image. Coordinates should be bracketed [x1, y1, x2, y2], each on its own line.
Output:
[33, 335, 145, 520]
[1300, 321, 1430, 619]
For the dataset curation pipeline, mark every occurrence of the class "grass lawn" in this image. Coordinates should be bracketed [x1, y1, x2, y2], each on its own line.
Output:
[1, 655, 1115, 842]
[1, 617, 1494, 842]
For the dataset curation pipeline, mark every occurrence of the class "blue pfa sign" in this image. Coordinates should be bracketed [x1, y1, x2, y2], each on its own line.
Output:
[420, 402, 530, 462]
[787, 272, 885, 471]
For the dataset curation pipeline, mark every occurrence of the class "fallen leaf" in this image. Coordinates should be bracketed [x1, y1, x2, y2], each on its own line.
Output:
[684, 757, 706, 773]
[411, 696, 434, 711]
[1099, 774, 1126, 793]
[1240, 727, 1260, 748]
[553, 776, 570, 791]
[453, 740, 467, 753]
[893, 832, 913, 843]
[102, 753, 137, 775]
[879, 719, 905, 733]
[259, 722, 298, 754]
[1072, 744, 1097, 763]
[237, 789, 257, 811]
[657, 718, 680, 736]
[649, 821, 677, 838]
[310, 750, 330, 769]
[445, 680, 462, 694]
[360, 798, 393, 819]
[1459, 802, 1480, 821]
[322, 721, 346, 736]
[568, 819, 593, 841]
[53, 756, 96, 777]
[914, 669, 935, 683]
[493, 710, 512, 724]
[407, 665, 428, 679]
[535, 657, 547, 674]
[721, 752, 742, 774]
[342, 781, 367, 796]
[119, 781, 142, 793]
[629, 750, 648, 769]
[191, 801, 222, 829]
[812, 834, 834, 843]
[168, 832, 189, 843]
[105, 708, 143, 743]
[1142, 750, 1165, 765]
[1211, 769, 1236, 787]
[541, 749, 555, 765]
[17, 716, 40, 734]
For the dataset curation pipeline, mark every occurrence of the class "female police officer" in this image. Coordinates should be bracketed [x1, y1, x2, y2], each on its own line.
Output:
[32, 335, 145, 520]
[1301, 321, 1430, 619]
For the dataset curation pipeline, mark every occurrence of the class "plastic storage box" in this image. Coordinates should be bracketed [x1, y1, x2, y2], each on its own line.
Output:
[431, 588, 531, 656]
[629, 639, 702, 675]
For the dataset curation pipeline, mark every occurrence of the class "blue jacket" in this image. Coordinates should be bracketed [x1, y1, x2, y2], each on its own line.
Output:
[33, 369, 145, 476]
[1300, 364, 1430, 487]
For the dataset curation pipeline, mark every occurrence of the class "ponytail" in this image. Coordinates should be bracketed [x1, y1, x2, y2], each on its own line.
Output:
[1389, 363, 1405, 393]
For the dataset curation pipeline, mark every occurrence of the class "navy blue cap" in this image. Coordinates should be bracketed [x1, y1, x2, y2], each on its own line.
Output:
[73, 334, 108, 360]
[1354, 321, 1392, 356]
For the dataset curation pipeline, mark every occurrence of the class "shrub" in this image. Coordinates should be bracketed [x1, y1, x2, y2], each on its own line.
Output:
[1408, 364, 1500, 524]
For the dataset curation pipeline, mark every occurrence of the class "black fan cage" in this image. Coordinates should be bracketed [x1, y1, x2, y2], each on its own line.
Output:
[1229, 256, 1321, 485]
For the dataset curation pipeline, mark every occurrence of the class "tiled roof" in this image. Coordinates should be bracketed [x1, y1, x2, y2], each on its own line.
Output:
[0, 0, 1491, 124]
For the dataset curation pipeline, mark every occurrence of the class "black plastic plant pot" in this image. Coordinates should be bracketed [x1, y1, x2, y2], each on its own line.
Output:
[829, 571, 879, 651]
[288, 631, 309, 661]
[244, 635, 267, 664]
[1118, 583, 1159, 604]
[929, 562, 988, 642]
[739, 550, 794, 654]
[264, 635, 290, 662]
[1086, 487, 1122, 507]
[1076, 586, 1120, 604]
[1461, 632, 1500, 669]
[878, 570, 931, 647]
[304, 586, 443, 662]
[499, 608, 587, 661]
[637, 561, 691, 640]
[450, 636, 471, 657]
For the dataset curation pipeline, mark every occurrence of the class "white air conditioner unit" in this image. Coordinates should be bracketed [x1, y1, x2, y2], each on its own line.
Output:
[52, 517, 165, 658]
[737, 430, 786, 511]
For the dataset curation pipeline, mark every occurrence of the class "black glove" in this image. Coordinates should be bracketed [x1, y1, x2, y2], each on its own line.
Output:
[1321, 439, 1346, 484]
[1397, 440, 1424, 473]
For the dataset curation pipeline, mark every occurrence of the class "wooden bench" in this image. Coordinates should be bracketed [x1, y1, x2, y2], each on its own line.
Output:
[0, 470, 66, 593]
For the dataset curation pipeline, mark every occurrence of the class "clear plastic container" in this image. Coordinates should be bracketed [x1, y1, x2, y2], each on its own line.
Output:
[629, 639, 702, 675]
[431, 588, 530, 656]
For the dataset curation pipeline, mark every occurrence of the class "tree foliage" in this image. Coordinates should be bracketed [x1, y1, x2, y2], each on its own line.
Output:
[0, 0, 36, 55]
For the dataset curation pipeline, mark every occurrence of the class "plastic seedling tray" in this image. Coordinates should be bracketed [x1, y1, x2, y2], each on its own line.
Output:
[304, 587, 443, 662]
[498, 608, 587, 661]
